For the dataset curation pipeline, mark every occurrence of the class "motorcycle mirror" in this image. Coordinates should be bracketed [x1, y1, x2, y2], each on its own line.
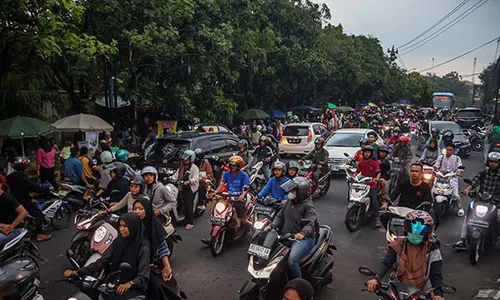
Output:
[66, 249, 80, 269]
[343, 153, 349, 157]
[212, 156, 219, 161]
[358, 266, 375, 276]
[463, 178, 473, 185]
[441, 284, 457, 294]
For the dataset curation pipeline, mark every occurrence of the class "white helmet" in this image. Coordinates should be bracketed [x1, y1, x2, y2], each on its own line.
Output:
[256, 125, 262, 131]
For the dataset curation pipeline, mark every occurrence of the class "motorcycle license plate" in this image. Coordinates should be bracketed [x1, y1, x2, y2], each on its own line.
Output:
[253, 205, 274, 215]
[210, 216, 226, 225]
[467, 218, 490, 228]
[247, 244, 271, 259]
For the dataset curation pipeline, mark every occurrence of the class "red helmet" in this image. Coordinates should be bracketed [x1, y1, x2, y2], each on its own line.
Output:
[399, 136, 410, 144]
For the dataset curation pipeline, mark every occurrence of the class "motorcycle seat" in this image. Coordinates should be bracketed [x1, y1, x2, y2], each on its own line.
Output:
[300, 227, 328, 264]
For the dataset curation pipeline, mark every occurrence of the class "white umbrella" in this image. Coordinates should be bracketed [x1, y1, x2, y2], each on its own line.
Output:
[53, 113, 114, 132]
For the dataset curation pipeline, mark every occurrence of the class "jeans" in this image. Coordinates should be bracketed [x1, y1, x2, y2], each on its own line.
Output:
[0, 228, 23, 245]
[368, 188, 379, 223]
[262, 164, 270, 180]
[39, 166, 58, 189]
[288, 237, 315, 279]
[183, 186, 195, 225]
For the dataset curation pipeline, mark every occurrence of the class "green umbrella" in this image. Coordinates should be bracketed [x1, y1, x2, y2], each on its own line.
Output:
[0, 116, 56, 138]
[238, 108, 270, 120]
[368, 102, 378, 108]
[336, 106, 355, 112]
[324, 102, 338, 109]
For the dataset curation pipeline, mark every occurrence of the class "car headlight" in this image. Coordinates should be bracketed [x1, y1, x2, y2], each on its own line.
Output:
[215, 202, 227, 213]
[94, 226, 107, 243]
[423, 174, 433, 180]
[253, 221, 265, 230]
[475, 205, 488, 217]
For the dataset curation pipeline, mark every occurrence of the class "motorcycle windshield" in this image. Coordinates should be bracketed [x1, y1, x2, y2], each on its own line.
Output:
[392, 282, 427, 299]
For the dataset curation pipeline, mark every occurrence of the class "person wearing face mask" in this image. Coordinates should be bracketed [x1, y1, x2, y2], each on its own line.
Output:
[257, 161, 290, 206]
[387, 127, 401, 145]
[265, 177, 318, 279]
[454, 152, 500, 250]
[366, 210, 444, 300]
[64, 213, 150, 299]
[172, 150, 199, 230]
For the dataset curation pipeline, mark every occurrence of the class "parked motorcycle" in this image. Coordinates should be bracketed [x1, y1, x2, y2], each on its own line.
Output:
[345, 174, 373, 232]
[358, 266, 456, 299]
[460, 181, 499, 265]
[250, 196, 282, 240]
[0, 228, 45, 300]
[27, 190, 72, 232]
[300, 160, 331, 197]
[239, 226, 336, 300]
[464, 127, 485, 152]
[432, 166, 465, 224]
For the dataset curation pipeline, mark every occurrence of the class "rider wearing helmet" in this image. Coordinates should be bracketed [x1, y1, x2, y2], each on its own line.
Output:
[286, 161, 301, 179]
[439, 130, 456, 153]
[426, 127, 441, 146]
[96, 162, 130, 203]
[252, 136, 274, 180]
[237, 140, 252, 171]
[355, 145, 381, 228]
[6, 157, 52, 242]
[194, 148, 213, 210]
[377, 145, 391, 200]
[367, 210, 444, 300]
[113, 149, 138, 181]
[387, 127, 401, 145]
[105, 174, 148, 215]
[300, 137, 329, 193]
[142, 166, 177, 219]
[392, 135, 413, 163]
[210, 155, 251, 239]
[258, 161, 290, 206]
[265, 177, 318, 279]
[354, 138, 369, 162]
[172, 150, 200, 230]
[455, 151, 500, 250]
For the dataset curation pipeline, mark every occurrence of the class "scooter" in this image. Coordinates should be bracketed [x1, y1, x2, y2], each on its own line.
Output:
[202, 192, 253, 257]
[161, 213, 183, 257]
[248, 159, 267, 193]
[0, 228, 45, 300]
[59, 181, 88, 209]
[422, 163, 435, 188]
[383, 201, 433, 243]
[432, 166, 465, 224]
[358, 266, 456, 299]
[344, 174, 373, 232]
[27, 190, 72, 232]
[300, 160, 331, 198]
[238, 226, 336, 300]
[164, 169, 205, 225]
[459, 182, 499, 265]
[250, 196, 282, 240]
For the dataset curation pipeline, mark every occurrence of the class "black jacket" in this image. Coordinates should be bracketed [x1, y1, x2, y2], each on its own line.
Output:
[272, 197, 317, 237]
[101, 176, 130, 203]
[6, 171, 50, 205]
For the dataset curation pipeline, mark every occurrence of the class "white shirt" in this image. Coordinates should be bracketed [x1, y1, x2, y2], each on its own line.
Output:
[434, 154, 462, 173]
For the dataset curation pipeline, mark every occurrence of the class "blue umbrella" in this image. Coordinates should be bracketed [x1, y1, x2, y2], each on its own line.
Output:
[290, 105, 321, 111]
[267, 109, 286, 118]
[400, 99, 411, 104]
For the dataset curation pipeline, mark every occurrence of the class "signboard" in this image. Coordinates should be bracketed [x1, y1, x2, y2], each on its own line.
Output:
[157, 120, 178, 136]
[85, 132, 99, 152]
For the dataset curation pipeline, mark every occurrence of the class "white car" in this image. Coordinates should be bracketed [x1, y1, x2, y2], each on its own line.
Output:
[324, 128, 384, 173]
[279, 123, 326, 155]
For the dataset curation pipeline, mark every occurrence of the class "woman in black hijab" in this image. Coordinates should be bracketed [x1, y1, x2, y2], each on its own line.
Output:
[64, 213, 150, 300]
[133, 198, 184, 299]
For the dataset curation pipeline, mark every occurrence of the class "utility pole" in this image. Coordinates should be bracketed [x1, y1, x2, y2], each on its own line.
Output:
[495, 57, 500, 120]
[471, 57, 477, 105]
[387, 46, 398, 63]
[432, 58, 435, 76]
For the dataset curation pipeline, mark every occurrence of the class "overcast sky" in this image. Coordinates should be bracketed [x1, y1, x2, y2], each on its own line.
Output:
[317, 0, 500, 78]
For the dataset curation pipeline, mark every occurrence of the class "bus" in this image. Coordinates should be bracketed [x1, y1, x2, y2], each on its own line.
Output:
[432, 92, 454, 109]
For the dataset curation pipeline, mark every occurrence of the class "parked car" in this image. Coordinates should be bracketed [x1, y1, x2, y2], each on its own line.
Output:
[418, 121, 471, 158]
[454, 107, 484, 129]
[193, 123, 237, 137]
[144, 131, 241, 183]
[324, 128, 384, 174]
[279, 123, 326, 155]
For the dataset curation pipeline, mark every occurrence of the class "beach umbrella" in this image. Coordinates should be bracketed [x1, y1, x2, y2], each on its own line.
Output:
[238, 109, 270, 120]
[266, 109, 286, 119]
[0, 116, 57, 156]
[53, 113, 114, 132]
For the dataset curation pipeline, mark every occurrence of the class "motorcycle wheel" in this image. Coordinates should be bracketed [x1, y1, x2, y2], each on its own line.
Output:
[318, 177, 331, 197]
[52, 205, 72, 230]
[473, 141, 484, 151]
[469, 237, 482, 265]
[70, 237, 91, 266]
[166, 237, 174, 257]
[210, 230, 226, 257]
[345, 206, 361, 232]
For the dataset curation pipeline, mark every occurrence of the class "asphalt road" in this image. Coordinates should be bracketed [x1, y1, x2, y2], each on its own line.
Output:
[37, 147, 499, 300]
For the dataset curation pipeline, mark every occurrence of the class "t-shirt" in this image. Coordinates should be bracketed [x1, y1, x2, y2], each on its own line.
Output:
[356, 159, 380, 189]
[79, 156, 96, 179]
[63, 157, 84, 183]
[0, 192, 20, 225]
[390, 179, 432, 209]
[222, 171, 250, 198]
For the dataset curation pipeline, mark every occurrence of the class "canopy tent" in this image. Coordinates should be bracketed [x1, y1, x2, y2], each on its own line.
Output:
[238, 108, 270, 120]
[290, 105, 321, 111]
[266, 109, 286, 119]
[52, 113, 114, 132]
[368, 102, 378, 108]
[323, 102, 338, 109]
[0, 116, 57, 156]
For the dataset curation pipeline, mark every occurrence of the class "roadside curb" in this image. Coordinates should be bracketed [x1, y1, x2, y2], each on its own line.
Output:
[472, 278, 500, 299]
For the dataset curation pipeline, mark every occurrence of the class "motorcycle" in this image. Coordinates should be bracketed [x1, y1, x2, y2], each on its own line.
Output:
[248, 159, 267, 193]
[203, 192, 253, 257]
[59, 181, 88, 210]
[383, 201, 433, 243]
[460, 182, 499, 265]
[161, 213, 183, 257]
[239, 226, 336, 300]
[432, 166, 465, 224]
[465, 127, 485, 152]
[421, 160, 436, 188]
[344, 174, 373, 232]
[358, 266, 456, 300]
[27, 190, 72, 232]
[300, 160, 331, 198]
[388, 157, 406, 195]
[250, 196, 282, 240]
[0, 228, 45, 300]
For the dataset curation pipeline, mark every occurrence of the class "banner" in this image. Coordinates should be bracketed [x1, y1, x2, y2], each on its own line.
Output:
[157, 120, 178, 136]
[85, 132, 99, 152]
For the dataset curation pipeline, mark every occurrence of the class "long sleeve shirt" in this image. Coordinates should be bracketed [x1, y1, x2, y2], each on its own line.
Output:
[257, 176, 290, 201]
[172, 164, 199, 193]
[434, 154, 462, 173]
[145, 183, 177, 215]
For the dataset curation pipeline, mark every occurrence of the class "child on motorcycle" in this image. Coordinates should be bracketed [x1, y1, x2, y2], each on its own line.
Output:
[257, 161, 290, 206]
[286, 161, 301, 179]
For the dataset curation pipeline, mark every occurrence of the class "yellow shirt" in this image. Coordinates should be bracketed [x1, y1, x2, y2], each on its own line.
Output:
[79, 156, 96, 179]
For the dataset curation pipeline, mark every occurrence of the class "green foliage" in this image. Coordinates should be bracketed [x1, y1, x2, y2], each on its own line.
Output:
[479, 62, 499, 105]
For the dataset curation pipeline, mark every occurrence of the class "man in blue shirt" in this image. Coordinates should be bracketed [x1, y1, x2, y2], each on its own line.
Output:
[62, 148, 92, 188]
[258, 161, 289, 206]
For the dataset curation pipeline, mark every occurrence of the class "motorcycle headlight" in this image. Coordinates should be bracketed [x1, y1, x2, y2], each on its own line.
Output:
[423, 174, 433, 180]
[475, 205, 488, 217]
[253, 221, 265, 230]
[215, 202, 227, 213]
[94, 226, 107, 243]
[77, 221, 92, 230]
[248, 255, 283, 279]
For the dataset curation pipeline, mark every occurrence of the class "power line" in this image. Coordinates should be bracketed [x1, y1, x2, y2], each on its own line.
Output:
[397, 54, 408, 69]
[401, 0, 489, 55]
[397, 0, 469, 49]
[419, 35, 500, 73]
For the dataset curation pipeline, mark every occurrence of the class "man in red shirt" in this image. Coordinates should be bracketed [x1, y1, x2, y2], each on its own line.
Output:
[355, 145, 381, 228]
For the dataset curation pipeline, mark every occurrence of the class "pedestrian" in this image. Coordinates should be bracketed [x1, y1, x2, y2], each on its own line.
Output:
[282, 278, 314, 300]
[36, 137, 57, 188]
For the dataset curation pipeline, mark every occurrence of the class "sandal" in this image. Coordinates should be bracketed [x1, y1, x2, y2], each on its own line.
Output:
[185, 224, 194, 230]
[36, 234, 51, 242]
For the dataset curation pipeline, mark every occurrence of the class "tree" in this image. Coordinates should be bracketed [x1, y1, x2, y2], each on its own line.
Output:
[479, 62, 499, 106]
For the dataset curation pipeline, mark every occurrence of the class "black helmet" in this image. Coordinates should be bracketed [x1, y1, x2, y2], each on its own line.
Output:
[359, 138, 368, 145]
[259, 136, 268, 143]
[130, 175, 145, 193]
[378, 145, 389, 153]
[11, 156, 29, 171]
[261, 127, 268, 134]
[280, 177, 310, 200]
[108, 162, 127, 178]
[272, 161, 287, 174]
[238, 140, 248, 148]
[394, 127, 401, 133]
[443, 130, 454, 141]
[363, 145, 375, 152]
[194, 148, 205, 160]
[287, 160, 300, 171]
[487, 152, 500, 163]
[431, 127, 439, 135]
[314, 137, 325, 145]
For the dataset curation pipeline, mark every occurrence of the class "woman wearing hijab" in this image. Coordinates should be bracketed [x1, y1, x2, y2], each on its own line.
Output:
[133, 198, 182, 299]
[282, 278, 314, 300]
[36, 137, 57, 188]
[64, 213, 150, 299]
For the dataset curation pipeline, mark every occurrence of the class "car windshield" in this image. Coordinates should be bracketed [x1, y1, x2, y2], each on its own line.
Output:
[283, 126, 309, 136]
[431, 123, 461, 134]
[457, 110, 481, 118]
[326, 132, 364, 147]
[147, 139, 191, 161]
